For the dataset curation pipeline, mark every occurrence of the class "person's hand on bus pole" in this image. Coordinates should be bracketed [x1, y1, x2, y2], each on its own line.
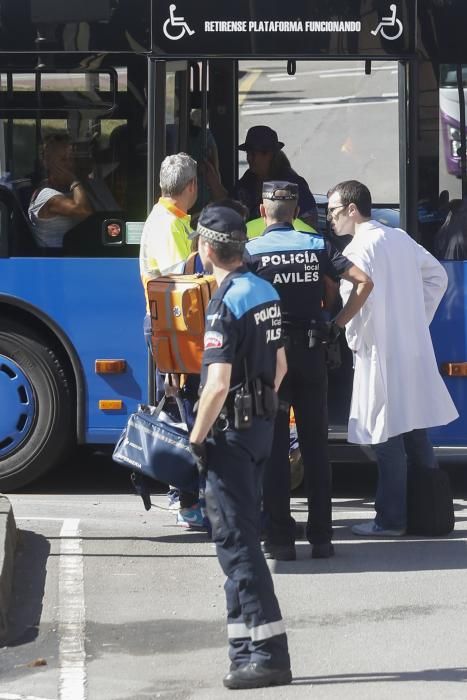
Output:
[201, 159, 228, 200]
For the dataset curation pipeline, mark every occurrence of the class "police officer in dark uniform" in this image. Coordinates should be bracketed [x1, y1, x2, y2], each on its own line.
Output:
[245, 182, 373, 560]
[189, 204, 292, 690]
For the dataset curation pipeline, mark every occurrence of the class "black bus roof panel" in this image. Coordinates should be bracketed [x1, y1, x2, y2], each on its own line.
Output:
[152, 0, 416, 59]
[0, 0, 151, 53]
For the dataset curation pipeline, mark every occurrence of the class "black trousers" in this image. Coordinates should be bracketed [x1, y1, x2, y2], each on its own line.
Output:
[263, 338, 332, 546]
[205, 417, 290, 669]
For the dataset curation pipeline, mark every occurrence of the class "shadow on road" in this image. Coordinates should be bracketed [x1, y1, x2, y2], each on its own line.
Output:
[292, 667, 467, 685]
[5, 530, 50, 647]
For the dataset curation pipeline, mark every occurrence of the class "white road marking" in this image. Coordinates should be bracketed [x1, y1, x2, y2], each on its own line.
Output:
[320, 70, 395, 79]
[244, 95, 356, 108]
[15, 517, 66, 521]
[0, 695, 55, 700]
[242, 98, 397, 116]
[58, 519, 87, 700]
[266, 64, 395, 79]
[299, 95, 356, 103]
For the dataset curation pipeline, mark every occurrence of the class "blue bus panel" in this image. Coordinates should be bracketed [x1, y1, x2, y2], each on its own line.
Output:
[0, 257, 147, 443]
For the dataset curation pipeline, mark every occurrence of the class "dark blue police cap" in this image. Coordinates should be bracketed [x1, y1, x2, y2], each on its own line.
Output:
[190, 205, 247, 243]
[262, 181, 299, 201]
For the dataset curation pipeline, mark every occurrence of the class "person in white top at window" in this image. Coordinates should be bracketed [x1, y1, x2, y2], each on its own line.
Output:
[28, 133, 93, 248]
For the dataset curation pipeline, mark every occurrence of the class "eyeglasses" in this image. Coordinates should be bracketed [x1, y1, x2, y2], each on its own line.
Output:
[326, 204, 348, 221]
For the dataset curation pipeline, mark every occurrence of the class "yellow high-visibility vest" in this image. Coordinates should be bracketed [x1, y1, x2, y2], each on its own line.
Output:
[246, 217, 316, 239]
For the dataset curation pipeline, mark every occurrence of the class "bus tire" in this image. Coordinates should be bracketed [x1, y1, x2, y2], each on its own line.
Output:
[0, 321, 73, 490]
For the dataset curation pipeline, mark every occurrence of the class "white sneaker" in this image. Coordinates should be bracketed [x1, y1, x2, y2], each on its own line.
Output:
[166, 488, 180, 511]
[352, 521, 406, 537]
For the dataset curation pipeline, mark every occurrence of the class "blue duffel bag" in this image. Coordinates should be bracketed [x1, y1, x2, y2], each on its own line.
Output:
[112, 396, 198, 493]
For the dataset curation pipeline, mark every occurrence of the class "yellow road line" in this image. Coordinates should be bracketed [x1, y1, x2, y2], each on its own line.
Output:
[239, 69, 261, 106]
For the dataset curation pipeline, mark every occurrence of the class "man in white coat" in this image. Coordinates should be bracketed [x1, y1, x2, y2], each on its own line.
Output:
[327, 180, 459, 536]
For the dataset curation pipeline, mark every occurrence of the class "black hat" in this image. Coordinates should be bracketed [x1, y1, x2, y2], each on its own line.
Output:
[189, 205, 247, 243]
[262, 181, 298, 201]
[238, 125, 284, 152]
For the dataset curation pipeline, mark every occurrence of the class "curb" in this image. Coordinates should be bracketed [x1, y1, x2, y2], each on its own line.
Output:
[0, 494, 17, 641]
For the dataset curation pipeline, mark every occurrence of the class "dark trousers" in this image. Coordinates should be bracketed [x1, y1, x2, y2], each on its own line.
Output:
[263, 338, 332, 546]
[205, 417, 290, 669]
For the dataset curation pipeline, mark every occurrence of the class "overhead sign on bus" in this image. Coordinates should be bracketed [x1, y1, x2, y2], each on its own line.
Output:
[153, 1, 416, 57]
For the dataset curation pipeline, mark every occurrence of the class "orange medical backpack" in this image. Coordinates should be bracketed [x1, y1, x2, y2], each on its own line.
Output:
[147, 273, 217, 374]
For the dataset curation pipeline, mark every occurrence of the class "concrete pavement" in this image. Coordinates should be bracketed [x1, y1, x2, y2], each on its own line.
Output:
[0, 494, 17, 641]
[1, 490, 467, 699]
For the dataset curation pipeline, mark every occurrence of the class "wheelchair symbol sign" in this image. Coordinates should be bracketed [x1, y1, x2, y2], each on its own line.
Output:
[163, 4, 195, 41]
[371, 4, 403, 41]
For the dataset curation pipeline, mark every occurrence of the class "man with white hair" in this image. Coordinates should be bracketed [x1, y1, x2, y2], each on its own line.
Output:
[139, 153, 201, 528]
[140, 152, 198, 299]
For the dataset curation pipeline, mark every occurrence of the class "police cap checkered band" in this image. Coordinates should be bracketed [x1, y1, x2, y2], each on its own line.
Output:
[197, 224, 244, 243]
[262, 180, 298, 201]
[190, 204, 247, 241]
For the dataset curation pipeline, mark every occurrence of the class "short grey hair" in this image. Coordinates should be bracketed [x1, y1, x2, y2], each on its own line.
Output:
[159, 153, 197, 197]
[263, 198, 296, 222]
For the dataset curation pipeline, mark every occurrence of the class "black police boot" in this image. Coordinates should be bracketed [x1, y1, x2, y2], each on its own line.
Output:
[311, 542, 335, 559]
[262, 541, 296, 561]
[223, 662, 292, 689]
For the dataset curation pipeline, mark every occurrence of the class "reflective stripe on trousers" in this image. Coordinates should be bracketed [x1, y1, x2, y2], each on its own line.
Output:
[228, 619, 286, 642]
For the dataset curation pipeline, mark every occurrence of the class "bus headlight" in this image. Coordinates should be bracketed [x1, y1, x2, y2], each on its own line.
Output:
[449, 126, 461, 140]
[451, 140, 461, 157]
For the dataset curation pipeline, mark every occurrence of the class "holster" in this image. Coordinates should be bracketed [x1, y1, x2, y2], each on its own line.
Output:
[217, 379, 278, 431]
[261, 383, 279, 418]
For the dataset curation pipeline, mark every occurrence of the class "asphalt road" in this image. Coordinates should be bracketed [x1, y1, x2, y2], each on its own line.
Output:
[1, 451, 467, 700]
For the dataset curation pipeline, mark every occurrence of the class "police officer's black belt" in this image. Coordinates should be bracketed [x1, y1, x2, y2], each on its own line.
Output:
[282, 318, 323, 329]
[197, 224, 245, 243]
[217, 379, 278, 428]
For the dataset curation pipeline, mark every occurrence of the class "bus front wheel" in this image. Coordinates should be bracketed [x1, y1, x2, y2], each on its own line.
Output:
[0, 321, 73, 490]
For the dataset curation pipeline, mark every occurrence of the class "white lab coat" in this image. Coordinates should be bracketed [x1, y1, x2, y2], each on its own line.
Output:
[340, 220, 458, 445]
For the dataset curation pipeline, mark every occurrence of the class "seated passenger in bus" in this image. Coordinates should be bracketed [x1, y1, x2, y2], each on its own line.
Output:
[205, 125, 318, 229]
[28, 133, 93, 248]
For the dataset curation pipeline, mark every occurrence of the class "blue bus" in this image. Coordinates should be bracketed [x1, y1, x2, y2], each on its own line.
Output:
[1, 0, 466, 490]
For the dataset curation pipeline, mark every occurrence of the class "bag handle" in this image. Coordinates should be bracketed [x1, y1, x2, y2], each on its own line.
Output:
[154, 394, 189, 430]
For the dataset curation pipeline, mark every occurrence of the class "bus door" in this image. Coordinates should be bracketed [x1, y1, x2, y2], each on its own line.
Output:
[236, 58, 404, 441]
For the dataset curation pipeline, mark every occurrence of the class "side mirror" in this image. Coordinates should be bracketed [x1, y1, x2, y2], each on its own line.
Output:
[102, 218, 124, 246]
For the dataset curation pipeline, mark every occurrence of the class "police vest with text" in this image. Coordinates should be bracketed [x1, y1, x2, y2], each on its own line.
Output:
[245, 223, 330, 322]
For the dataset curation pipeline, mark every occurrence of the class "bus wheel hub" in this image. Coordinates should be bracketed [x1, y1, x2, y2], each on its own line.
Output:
[0, 354, 35, 457]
